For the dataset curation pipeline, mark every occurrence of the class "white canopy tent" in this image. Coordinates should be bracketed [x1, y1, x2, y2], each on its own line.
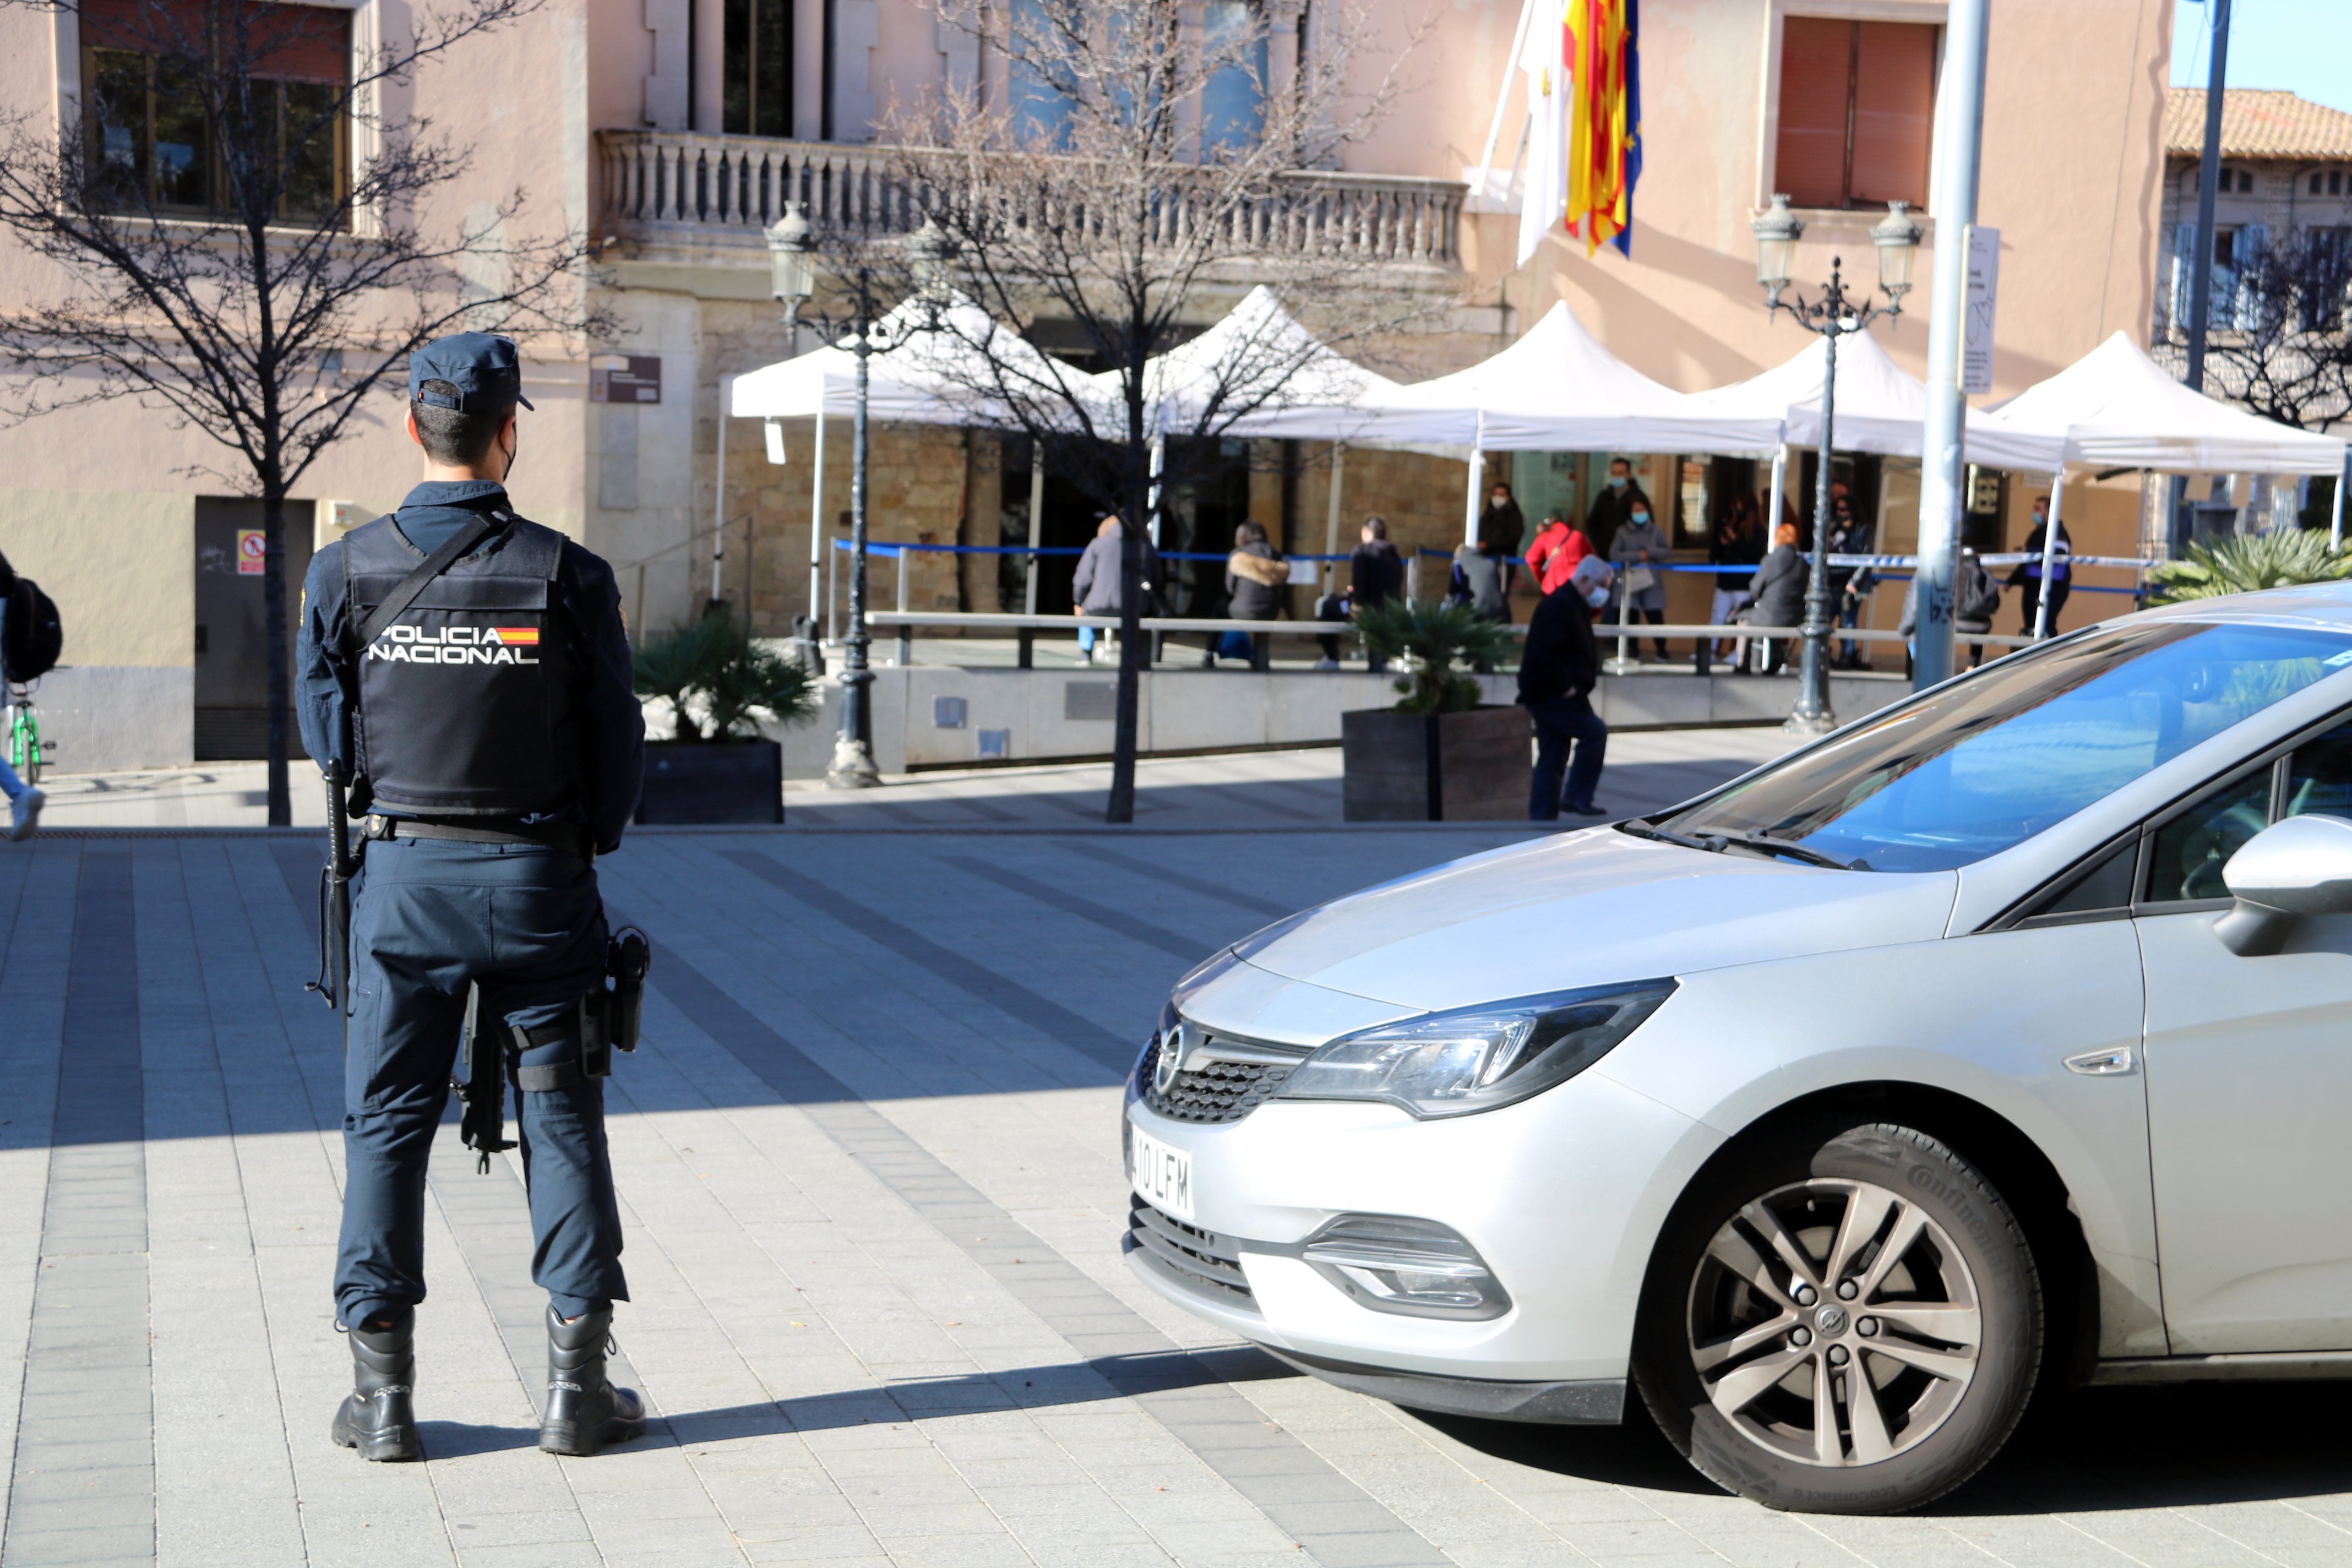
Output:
[1117, 285, 1415, 443]
[1385, 302, 1787, 455]
[1973, 330, 2352, 636]
[1687, 330, 2066, 471]
[1978, 330, 2348, 476]
[729, 293, 1104, 619]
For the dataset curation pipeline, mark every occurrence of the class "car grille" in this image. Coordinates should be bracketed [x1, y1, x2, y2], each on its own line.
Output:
[1128, 1193, 1252, 1303]
[1140, 1032, 1300, 1125]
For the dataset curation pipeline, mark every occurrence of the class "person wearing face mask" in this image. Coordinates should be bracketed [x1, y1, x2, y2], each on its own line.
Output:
[2006, 495, 2072, 635]
[1477, 481, 1527, 557]
[1824, 488, 1877, 669]
[1519, 556, 1613, 820]
[1606, 496, 1673, 661]
[1745, 519, 1807, 674]
[1582, 457, 1647, 560]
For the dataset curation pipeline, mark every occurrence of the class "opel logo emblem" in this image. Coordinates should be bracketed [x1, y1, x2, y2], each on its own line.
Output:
[1153, 1024, 1186, 1095]
[1814, 1304, 1849, 1337]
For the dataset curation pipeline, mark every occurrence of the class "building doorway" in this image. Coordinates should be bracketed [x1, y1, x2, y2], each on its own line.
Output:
[194, 498, 312, 761]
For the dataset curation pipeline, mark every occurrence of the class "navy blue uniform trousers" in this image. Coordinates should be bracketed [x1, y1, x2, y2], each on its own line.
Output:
[335, 837, 628, 1330]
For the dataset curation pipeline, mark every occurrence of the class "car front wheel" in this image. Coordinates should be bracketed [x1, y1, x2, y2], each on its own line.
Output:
[1633, 1121, 2041, 1513]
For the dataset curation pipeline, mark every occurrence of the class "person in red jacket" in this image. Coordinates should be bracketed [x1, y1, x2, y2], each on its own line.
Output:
[1525, 513, 1592, 596]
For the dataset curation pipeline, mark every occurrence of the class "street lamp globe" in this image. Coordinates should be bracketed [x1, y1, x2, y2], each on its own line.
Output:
[765, 201, 815, 310]
[1871, 199, 1924, 307]
[1752, 193, 1804, 304]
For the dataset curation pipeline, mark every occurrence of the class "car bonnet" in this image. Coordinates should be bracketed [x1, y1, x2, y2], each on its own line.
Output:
[1219, 826, 1961, 1014]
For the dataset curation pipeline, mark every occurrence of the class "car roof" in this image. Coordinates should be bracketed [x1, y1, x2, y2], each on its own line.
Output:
[2124, 580, 2352, 632]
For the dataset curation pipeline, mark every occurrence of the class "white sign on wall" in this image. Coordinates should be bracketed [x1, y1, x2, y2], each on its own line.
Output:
[1962, 226, 2001, 395]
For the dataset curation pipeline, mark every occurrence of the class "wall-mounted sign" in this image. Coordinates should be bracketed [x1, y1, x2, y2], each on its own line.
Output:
[1962, 226, 2001, 396]
[590, 354, 662, 404]
[236, 528, 266, 576]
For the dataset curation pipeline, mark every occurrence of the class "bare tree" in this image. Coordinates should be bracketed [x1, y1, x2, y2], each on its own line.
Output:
[832, 0, 1445, 822]
[2169, 228, 2352, 434]
[0, 0, 598, 823]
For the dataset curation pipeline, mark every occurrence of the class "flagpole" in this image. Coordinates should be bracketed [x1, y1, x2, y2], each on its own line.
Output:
[1469, 0, 1538, 205]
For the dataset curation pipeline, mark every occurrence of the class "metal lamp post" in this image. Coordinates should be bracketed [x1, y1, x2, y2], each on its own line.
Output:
[764, 212, 956, 790]
[1751, 194, 1923, 737]
[765, 202, 826, 674]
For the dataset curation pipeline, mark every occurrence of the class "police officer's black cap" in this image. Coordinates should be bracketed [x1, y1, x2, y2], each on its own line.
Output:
[409, 333, 534, 412]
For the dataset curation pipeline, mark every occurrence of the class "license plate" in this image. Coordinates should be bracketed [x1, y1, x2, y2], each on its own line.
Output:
[1129, 1124, 1195, 1223]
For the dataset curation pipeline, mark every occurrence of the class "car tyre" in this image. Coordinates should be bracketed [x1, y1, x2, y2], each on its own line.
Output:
[1632, 1120, 2041, 1514]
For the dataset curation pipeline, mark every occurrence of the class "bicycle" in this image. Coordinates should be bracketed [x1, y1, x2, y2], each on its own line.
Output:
[7, 681, 50, 786]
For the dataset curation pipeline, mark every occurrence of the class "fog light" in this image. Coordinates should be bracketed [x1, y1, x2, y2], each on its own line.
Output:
[1300, 1215, 1510, 1320]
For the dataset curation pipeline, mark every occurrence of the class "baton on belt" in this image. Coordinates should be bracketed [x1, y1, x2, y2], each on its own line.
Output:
[309, 759, 357, 1052]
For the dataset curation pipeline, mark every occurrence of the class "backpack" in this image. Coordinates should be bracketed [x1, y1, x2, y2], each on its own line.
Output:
[1959, 562, 2004, 624]
[2, 576, 61, 683]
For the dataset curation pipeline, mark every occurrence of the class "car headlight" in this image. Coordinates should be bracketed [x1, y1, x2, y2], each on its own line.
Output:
[1271, 979, 1676, 1119]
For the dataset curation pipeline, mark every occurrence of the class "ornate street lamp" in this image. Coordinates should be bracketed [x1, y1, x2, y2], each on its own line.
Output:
[760, 210, 955, 788]
[1750, 196, 1923, 736]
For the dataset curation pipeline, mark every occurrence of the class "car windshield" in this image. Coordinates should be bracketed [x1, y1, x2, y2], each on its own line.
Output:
[1657, 619, 2352, 873]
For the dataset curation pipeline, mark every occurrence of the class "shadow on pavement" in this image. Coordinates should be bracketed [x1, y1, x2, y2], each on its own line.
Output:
[1415, 1379, 2352, 1512]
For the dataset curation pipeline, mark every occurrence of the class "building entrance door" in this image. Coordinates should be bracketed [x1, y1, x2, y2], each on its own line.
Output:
[194, 498, 312, 761]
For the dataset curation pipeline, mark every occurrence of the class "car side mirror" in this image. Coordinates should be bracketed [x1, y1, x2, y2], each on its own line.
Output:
[2217, 814, 2352, 956]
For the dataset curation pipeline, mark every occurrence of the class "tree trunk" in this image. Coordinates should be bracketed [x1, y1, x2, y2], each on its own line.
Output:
[262, 487, 293, 826]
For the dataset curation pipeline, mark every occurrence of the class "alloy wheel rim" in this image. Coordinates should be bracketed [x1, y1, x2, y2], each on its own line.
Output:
[1685, 1177, 1982, 1468]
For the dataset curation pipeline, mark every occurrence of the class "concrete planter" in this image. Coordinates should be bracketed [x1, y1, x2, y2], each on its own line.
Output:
[1342, 704, 1531, 822]
[636, 741, 783, 824]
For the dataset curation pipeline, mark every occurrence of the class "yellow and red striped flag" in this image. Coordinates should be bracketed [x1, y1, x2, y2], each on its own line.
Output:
[1562, 0, 1642, 258]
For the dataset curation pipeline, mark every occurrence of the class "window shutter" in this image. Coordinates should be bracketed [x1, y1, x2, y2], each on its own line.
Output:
[1850, 23, 1936, 209]
[2235, 222, 2271, 329]
[2171, 222, 2196, 331]
[1774, 18, 1852, 208]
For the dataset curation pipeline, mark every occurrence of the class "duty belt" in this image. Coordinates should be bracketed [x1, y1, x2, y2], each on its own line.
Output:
[361, 814, 594, 861]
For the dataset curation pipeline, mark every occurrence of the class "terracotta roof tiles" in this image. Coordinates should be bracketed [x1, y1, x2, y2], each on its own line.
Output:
[2166, 88, 2352, 160]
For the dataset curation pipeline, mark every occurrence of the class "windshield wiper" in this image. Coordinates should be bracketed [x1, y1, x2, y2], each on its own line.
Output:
[1620, 819, 1861, 870]
[1696, 829, 1863, 870]
[1618, 820, 1720, 853]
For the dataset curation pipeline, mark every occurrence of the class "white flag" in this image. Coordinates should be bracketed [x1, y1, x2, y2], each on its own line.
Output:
[1517, 4, 1567, 268]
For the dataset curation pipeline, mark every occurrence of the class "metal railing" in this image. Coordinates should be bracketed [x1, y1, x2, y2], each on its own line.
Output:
[595, 130, 1467, 266]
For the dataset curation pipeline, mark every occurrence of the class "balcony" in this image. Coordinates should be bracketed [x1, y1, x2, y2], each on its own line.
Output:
[594, 130, 1466, 274]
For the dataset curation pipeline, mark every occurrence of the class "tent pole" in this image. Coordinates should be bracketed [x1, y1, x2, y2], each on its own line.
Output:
[2034, 473, 2066, 641]
[711, 379, 729, 606]
[1147, 434, 1166, 546]
[1023, 460, 1044, 615]
[1322, 441, 1346, 594]
[810, 410, 827, 639]
[1463, 439, 1485, 547]
[2334, 448, 2349, 549]
[1767, 443, 1788, 531]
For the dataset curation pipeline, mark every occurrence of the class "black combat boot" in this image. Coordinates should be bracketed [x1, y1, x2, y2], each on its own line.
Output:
[330, 1308, 421, 1462]
[538, 1305, 646, 1456]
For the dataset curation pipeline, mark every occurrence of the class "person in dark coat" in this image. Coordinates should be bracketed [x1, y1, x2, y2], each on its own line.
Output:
[1347, 516, 1405, 671]
[1520, 557, 1613, 820]
[1746, 520, 1807, 674]
[2007, 496, 2072, 635]
[1583, 456, 1648, 560]
[1215, 519, 1286, 667]
[1069, 512, 1160, 664]
[1824, 491, 1877, 669]
[1478, 481, 1527, 557]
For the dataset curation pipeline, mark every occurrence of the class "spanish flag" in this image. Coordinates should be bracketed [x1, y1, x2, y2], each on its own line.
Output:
[492, 627, 541, 646]
[1564, 0, 1641, 258]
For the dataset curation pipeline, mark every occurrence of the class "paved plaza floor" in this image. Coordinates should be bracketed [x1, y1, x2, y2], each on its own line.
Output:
[6, 756, 2352, 1566]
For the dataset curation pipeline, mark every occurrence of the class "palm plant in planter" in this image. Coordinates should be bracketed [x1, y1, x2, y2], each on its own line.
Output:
[631, 605, 820, 823]
[1342, 599, 1530, 821]
[2148, 530, 2352, 605]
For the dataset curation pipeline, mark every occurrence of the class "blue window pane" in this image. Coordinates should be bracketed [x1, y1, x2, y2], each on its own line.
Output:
[1010, 0, 1074, 148]
[1201, 0, 1264, 154]
[1666, 622, 2352, 872]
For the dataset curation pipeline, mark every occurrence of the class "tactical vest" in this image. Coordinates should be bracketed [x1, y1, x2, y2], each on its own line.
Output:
[344, 512, 579, 817]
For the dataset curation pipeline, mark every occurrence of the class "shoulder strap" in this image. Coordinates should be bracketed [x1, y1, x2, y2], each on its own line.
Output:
[350, 511, 506, 654]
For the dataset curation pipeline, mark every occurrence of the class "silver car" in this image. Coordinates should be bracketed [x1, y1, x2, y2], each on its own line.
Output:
[1124, 587, 2352, 1513]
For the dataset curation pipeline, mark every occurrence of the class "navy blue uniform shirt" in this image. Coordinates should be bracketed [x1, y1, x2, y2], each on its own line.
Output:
[297, 480, 644, 852]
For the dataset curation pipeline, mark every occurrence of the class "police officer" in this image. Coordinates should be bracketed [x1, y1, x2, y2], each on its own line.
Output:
[297, 333, 647, 1462]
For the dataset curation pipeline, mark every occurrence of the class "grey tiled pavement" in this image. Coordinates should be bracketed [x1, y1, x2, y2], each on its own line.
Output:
[5, 785, 2352, 1564]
